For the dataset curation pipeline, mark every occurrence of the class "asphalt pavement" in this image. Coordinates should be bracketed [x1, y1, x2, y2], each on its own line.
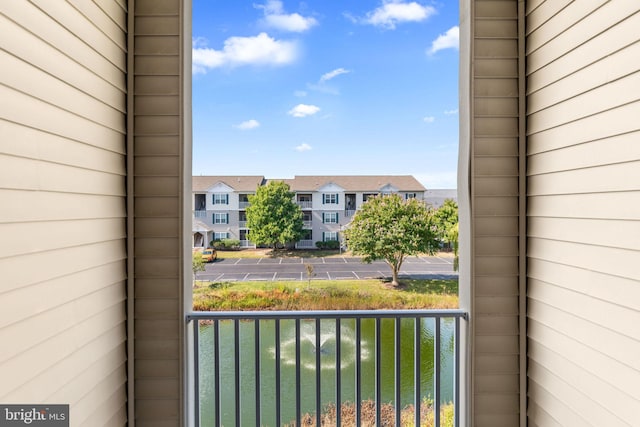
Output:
[199, 255, 456, 282]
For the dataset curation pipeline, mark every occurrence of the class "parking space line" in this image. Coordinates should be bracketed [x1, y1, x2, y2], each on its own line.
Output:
[257, 258, 263, 264]
[279, 258, 282, 264]
[234, 259, 241, 265]
[243, 273, 250, 281]
[353, 271, 360, 279]
[272, 272, 277, 281]
[342, 257, 348, 263]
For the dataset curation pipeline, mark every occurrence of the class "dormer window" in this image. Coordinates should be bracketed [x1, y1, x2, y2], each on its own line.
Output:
[323, 193, 338, 204]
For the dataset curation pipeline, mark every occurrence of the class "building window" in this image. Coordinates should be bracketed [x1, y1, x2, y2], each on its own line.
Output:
[213, 193, 229, 204]
[323, 193, 338, 204]
[405, 193, 417, 199]
[323, 231, 338, 241]
[213, 213, 229, 224]
[323, 212, 339, 224]
[363, 193, 378, 202]
[302, 211, 312, 222]
[214, 232, 229, 240]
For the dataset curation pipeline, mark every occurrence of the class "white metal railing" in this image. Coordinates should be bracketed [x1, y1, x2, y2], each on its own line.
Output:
[297, 201, 313, 209]
[193, 210, 207, 218]
[295, 240, 314, 248]
[188, 309, 466, 427]
[239, 221, 247, 228]
[239, 202, 250, 209]
[239, 240, 255, 248]
[344, 209, 356, 217]
[302, 221, 312, 229]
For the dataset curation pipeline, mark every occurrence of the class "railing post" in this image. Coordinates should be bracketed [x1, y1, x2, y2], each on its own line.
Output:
[193, 319, 200, 427]
[395, 317, 402, 427]
[434, 317, 441, 426]
[415, 316, 421, 427]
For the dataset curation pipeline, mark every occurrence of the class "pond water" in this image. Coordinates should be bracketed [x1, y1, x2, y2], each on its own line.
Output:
[198, 317, 455, 426]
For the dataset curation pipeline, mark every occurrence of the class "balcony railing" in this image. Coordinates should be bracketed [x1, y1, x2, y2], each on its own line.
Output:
[193, 210, 207, 218]
[188, 309, 466, 427]
[344, 209, 356, 217]
[296, 201, 313, 209]
[239, 221, 247, 228]
[239, 201, 250, 209]
[302, 220, 312, 229]
[295, 239, 314, 249]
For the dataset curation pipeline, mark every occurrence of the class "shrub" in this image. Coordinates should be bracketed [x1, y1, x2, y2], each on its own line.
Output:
[315, 240, 340, 250]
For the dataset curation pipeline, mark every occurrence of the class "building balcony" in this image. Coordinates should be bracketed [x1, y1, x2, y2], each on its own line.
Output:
[297, 201, 313, 209]
[193, 210, 207, 218]
[239, 221, 247, 228]
[188, 309, 466, 426]
[344, 209, 356, 217]
[239, 201, 250, 209]
[295, 239, 315, 248]
[239, 240, 255, 248]
[302, 221, 312, 229]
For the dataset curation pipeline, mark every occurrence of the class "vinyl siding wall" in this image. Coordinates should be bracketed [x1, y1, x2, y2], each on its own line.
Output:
[132, 0, 189, 426]
[526, 2, 640, 425]
[465, 0, 524, 425]
[0, 1, 128, 426]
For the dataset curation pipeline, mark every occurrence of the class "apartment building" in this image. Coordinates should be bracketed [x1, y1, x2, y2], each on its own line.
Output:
[192, 175, 427, 249]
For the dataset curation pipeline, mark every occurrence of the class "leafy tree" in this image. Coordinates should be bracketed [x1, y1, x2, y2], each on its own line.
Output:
[344, 194, 439, 287]
[246, 181, 304, 249]
[433, 199, 459, 270]
[192, 252, 205, 285]
[433, 199, 458, 244]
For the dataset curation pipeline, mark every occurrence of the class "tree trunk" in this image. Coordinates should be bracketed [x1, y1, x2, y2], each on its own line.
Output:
[390, 267, 400, 287]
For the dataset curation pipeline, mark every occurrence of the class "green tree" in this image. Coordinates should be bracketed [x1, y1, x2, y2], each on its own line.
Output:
[246, 181, 304, 249]
[433, 199, 459, 271]
[344, 194, 439, 287]
[433, 199, 458, 244]
[192, 252, 205, 285]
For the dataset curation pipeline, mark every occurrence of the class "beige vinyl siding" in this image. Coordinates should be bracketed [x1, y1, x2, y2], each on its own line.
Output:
[466, 0, 524, 425]
[526, 2, 640, 426]
[0, 1, 127, 426]
[132, 0, 187, 425]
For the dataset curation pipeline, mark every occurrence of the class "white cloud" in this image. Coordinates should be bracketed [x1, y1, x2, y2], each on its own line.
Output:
[423, 116, 435, 123]
[428, 26, 459, 55]
[288, 104, 320, 118]
[255, 0, 318, 33]
[234, 119, 260, 130]
[444, 108, 459, 115]
[294, 90, 307, 97]
[364, 1, 436, 29]
[192, 32, 298, 72]
[319, 68, 351, 82]
[294, 143, 312, 152]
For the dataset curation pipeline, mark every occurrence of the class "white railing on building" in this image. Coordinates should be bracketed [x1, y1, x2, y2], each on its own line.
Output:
[193, 210, 207, 218]
[297, 201, 313, 209]
[239, 221, 247, 228]
[239, 240, 255, 248]
[239, 202, 250, 209]
[295, 240, 314, 249]
[302, 221, 312, 229]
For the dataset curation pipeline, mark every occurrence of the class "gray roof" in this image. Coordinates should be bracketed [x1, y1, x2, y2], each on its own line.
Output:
[193, 175, 427, 192]
[271, 175, 426, 192]
[192, 176, 265, 192]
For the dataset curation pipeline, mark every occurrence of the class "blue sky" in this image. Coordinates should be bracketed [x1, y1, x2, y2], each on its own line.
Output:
[192, 0, 459, 188]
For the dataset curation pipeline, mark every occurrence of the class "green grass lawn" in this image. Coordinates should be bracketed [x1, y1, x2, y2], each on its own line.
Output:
[193, 278, 458, 311]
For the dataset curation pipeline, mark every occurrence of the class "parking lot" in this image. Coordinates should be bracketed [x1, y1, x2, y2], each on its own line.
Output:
[199, 255, 456, 282]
